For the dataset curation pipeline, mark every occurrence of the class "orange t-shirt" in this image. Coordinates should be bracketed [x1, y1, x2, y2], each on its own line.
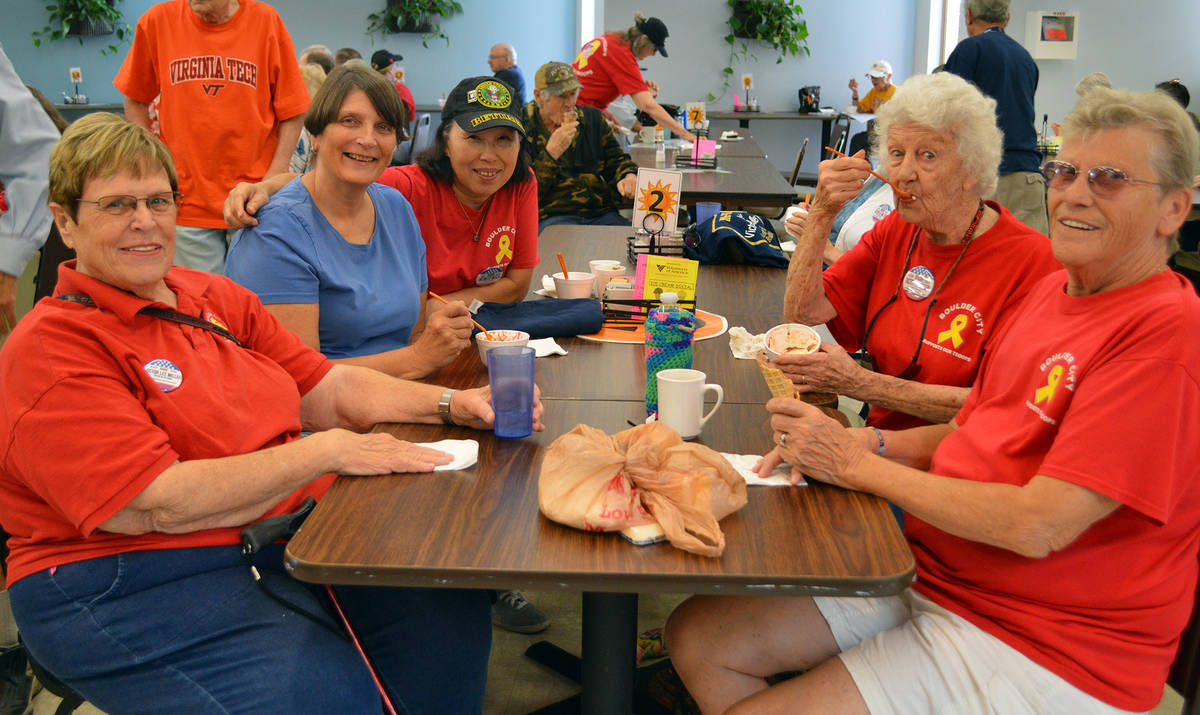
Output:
[114, 0, 309, 228]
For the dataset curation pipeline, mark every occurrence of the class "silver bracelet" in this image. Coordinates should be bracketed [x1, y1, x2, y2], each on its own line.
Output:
[869, 426, 885, 456]
[438, 388, 457, 426]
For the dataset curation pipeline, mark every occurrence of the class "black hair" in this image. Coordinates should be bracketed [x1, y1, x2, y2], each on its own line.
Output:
[415, 118, 533, 189]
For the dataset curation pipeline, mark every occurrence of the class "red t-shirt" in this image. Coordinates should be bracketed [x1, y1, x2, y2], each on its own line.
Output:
[0, 263, 334, 584]
[823, 202, 1059, 430]
[113, 0, 310, 228]
[913, 269, 1200, 711]
[393, 81, 415, 126]
[572, 33, 648, 110]
[377, 165, 539, 295]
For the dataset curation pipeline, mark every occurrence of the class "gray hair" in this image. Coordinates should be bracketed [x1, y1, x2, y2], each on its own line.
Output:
[965, 0, 1010, 24]
[1074, 72, 1112, 97]
[1062, 87, 1197, 194]
[872, 72, 1003, 198]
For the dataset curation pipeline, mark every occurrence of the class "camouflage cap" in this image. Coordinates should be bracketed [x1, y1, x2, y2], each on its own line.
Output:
[534, 62, 583, 96]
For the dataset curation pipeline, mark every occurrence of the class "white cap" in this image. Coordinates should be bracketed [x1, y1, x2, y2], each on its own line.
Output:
[866, 60, 893, 78]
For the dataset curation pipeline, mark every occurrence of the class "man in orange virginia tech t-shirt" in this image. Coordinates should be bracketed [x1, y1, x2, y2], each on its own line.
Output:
[115, 0, 309, 274]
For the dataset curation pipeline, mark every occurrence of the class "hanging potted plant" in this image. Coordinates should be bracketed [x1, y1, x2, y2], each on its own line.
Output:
[366, 0, 464, 48]
[32, 0, 131, 55]
[710, 0, 810, 101]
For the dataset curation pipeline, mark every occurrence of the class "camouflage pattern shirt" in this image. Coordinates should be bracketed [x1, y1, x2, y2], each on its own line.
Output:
[522, 102, 638, 221]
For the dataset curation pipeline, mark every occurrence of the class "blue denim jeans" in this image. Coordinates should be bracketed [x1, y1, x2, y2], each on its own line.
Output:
[8, 545, 490, 715]
[538, 211, 629, 233]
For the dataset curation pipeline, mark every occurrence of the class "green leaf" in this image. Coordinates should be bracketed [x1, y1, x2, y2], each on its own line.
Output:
[722, 67, 734, 75]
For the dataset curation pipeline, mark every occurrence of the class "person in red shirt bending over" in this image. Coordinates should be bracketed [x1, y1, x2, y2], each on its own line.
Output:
[573, 13, 695, 142]
[668, 87, 1200, 715]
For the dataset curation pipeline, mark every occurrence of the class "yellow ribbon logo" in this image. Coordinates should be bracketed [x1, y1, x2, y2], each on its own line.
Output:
[494, 235, 513, 263]
[937, 314, 969, 348]
[1035, 365, 1063, 404]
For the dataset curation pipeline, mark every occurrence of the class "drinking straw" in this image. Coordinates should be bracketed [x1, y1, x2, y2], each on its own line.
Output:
[823, 147, 914, 199]
[804, 192, 811, 205]
[556, 252, 570, 278]
[428, 291, 487, 332]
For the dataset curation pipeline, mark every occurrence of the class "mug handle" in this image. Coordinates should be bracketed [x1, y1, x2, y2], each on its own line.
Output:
[698, 384, 725, 428]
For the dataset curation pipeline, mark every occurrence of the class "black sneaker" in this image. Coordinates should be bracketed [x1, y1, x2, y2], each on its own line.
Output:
[0, 647, 30, 715]
[491, 590, 549, 634]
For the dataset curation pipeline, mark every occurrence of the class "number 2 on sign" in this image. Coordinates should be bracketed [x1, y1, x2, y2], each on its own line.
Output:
[632, 167, 683, 235]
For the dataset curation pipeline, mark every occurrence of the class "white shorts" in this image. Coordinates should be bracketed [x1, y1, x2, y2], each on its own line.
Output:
[814, 591, 1144, 715]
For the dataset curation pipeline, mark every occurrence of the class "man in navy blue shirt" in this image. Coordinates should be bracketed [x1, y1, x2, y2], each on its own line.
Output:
[488, 43, 528, 109]
[945, 0, 1047, 234]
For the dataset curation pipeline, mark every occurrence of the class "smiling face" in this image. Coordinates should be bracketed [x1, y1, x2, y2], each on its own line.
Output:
[51, 167, 176, 301]
[312, 88, 398, 189]
[445, 123, 520, 207]
[883, 123, 978, 238]
[1049, 125, 1188, 294]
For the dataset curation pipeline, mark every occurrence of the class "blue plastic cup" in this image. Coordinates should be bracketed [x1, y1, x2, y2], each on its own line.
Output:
[486, 346, 535, 439]
[695, 202, 721, 226]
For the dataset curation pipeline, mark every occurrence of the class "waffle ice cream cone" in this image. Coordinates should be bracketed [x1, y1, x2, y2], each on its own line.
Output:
[756, 352, 798, 399]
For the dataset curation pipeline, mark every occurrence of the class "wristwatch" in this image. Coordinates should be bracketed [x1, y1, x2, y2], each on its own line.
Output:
[438, 388, 458, 425]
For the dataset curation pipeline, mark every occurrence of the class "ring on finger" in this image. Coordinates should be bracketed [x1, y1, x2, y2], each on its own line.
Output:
[779, 432, 788, 447]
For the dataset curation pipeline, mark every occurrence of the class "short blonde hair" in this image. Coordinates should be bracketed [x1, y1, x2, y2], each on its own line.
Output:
[873, 72, 1003, 198]
[300, 62, 327, 99]
[49, 113, 178, 221]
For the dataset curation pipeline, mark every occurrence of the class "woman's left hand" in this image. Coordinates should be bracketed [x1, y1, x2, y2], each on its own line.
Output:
[753, 398, 866, 487]
[771, 342, 868, 396]
[450, 385, 546, 432]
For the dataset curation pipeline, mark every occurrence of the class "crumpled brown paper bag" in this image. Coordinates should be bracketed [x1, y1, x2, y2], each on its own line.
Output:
[538, 422, 748, 557]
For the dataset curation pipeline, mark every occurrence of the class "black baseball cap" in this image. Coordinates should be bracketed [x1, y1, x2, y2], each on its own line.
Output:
[370, 50, 401, 71]
[442, 76, 526, 135]
[637, 16, 669, 57]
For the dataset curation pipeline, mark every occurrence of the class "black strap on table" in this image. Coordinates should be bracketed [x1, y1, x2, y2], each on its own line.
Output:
[56, 292, 244, 347]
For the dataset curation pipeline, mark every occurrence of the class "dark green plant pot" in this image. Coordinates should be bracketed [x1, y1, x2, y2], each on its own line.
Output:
[68, 16, 115, 36]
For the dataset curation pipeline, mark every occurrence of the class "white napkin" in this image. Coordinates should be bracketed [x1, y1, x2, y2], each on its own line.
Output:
[720, 452, 805, 486]
[728, 326, 765, 360]
[416, 439, 479, 471]
[528, 337, 567, 357]
[720, 130, 743, 141]
[534, 274, 558, 298]
[780, 240, 798, 253]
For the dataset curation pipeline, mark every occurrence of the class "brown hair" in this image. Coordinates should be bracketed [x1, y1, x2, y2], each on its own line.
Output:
[304, 64, 408, 141]
[49, 113, 178, 221]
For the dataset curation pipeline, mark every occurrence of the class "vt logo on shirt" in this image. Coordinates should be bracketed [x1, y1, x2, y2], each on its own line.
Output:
[169, 56, 259, 91]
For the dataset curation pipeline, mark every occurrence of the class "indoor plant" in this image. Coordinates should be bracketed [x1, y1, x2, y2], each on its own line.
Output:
[366, 0, 464, 48]
[711, 0, 810, 101]
[31, 0, 131, 55]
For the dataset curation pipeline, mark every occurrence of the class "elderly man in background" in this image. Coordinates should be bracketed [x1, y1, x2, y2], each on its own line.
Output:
[488, 43, 527, 108]
[944, 0, 1047, 234]
[298, 43, 333, 74]
[334, 47, 361, 65]
[0, 45, 59, 340]
[114, 0, 308, 274]
[848, 60, 895, 113]
[668, 87, 1200, 715]
[523, 62, 638, 231]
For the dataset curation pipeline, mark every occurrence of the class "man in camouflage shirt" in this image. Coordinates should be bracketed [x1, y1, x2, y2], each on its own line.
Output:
[523, 62, 638, 232]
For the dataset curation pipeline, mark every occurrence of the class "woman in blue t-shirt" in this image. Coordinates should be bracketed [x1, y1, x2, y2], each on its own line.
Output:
[227, 65, 473, 378]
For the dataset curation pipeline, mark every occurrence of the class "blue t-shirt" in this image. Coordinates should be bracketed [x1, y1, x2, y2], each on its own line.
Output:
[944, 27, 1041, 175]
[494, 65, 527, 108]
[225, 178, 427, 360]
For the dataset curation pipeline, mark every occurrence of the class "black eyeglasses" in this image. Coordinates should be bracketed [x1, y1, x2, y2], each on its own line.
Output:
[1041, 160, 1163, 197]
[76, 192, 183, 216]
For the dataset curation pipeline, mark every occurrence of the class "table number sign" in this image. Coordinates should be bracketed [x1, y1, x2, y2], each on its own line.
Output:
[685, 101, 707, 127]
[632, 168, 683, 235]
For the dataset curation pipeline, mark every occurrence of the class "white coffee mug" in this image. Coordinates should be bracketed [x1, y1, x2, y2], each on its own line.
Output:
[657, 368, 724, 440]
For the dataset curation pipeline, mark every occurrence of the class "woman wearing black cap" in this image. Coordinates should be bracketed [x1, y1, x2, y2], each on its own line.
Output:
[573, 13, 696, 142]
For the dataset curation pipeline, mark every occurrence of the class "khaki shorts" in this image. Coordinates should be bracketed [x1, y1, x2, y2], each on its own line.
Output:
[814, 591, 1144, 715]
[996, 171, 1049, 235]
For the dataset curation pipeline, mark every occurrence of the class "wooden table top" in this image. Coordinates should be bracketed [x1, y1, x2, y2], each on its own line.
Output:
[285, 225, 913, 598]
[285, 400, 914, 596]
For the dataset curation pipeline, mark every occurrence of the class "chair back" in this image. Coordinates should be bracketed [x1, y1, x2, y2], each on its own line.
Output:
[824, 114, 851, 159]
[787, 137, 809, 186]
[1169, 555, 1200, 714]
[409, 113, 434, 160]
[391, 138, 414, 166]
[35, 223, 74, 302]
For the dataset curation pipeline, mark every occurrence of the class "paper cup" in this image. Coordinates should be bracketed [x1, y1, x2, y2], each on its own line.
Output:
[782, 205, 809, 240]
[552, 272, 595, 300]
[475, 329, 530, 364]
[763, 323, 821, 362]
[588, 260, 626, 297]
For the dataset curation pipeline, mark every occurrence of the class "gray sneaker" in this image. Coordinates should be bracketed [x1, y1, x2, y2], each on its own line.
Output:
[491, 590, 549, 633]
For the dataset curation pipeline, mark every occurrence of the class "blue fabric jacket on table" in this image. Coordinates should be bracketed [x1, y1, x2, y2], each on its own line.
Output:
[225, 178, 427, 359]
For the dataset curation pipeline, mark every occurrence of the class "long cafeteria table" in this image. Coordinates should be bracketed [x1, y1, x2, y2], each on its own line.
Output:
[284, 225, 914, 714]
